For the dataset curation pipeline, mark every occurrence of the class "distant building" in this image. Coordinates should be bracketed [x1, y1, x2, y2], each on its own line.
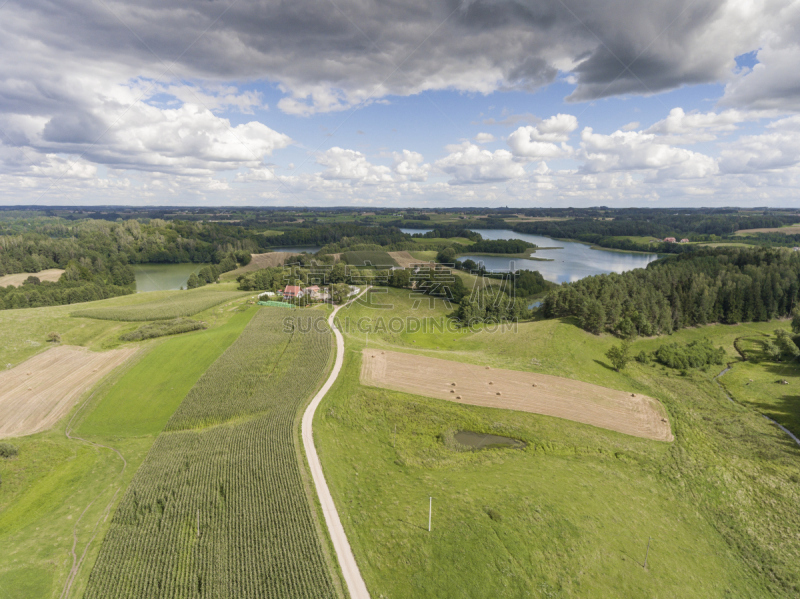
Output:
[664, 237, 677, 243]
[305, 285, 322, 299]
[680, 238, 690, 243]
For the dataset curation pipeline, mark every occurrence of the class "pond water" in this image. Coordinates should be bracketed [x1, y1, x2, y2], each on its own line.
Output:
[400, 228, 433, 235]
[454, 430, 527, 450]
[461, 229, 658, 284]
[133, 263, 206, 293]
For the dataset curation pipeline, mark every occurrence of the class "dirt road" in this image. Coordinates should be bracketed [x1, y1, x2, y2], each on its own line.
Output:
[302, 290, 371, 599]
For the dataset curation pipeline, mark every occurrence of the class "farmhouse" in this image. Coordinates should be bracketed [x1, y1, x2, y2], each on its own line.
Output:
[664, 237, 677, 243]
[282, 285, 302, 300]
[680, 238, 690, 243]
[305, 285, 322, 299]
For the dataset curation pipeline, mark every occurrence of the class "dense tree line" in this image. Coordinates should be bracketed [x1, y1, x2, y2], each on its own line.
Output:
[512, 211, 799, 244]
[261, 223, 408, 248]
[0, 258, 135, 309]
[544, 247, 800, 337]
[467, 239, 537, 253]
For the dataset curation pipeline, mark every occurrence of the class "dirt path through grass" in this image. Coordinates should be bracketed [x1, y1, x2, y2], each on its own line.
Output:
[302, 289, 371, 599]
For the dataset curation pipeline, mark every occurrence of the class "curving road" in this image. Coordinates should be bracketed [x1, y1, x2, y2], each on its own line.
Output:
[302, 289, 371, 599]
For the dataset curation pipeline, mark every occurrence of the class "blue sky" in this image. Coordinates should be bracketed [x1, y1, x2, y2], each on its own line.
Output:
[0, 0, 798, 207]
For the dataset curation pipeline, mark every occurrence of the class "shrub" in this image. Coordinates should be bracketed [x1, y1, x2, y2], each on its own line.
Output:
[46, 331, 61, 343]
[120, 318, 207, 342]
[0, 442, 18, 459]
[654, 338, 726, 370]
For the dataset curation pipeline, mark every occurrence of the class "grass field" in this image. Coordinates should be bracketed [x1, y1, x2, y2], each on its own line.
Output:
[72, 288, 247, 321]
[0, 296, 255, 599]
[342, 250, 399, 267]
[316, 290, 800, 597]
[84, 309, 342, 598]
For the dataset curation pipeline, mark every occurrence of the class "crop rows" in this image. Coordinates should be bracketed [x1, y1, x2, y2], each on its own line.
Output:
[73, 290, 247, 321]
[84, 309, 336, 598]
[342, 250, 398, 267]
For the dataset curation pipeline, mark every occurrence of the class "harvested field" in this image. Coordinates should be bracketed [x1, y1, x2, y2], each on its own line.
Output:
[0, 268, 64, 287]
[361, 350, 673, 441]
[226, 251, 300, 277]
[735, 225, 800, 235]
[388, 251, 430, 268]
[0, 345, 137, 438]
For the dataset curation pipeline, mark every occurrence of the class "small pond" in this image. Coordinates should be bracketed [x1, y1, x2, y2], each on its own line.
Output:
[455, 430, 527, 451]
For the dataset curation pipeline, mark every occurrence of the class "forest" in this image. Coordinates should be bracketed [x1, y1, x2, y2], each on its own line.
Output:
[543, 247, 800, 337]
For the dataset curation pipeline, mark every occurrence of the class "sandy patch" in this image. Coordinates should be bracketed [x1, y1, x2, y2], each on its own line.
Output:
[0, 345, 137, 438]
[361, 349, 673, 442]
[0, 269, 65, 287]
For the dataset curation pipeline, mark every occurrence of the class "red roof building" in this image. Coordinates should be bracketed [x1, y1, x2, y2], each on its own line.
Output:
[283, 285, 302, 299]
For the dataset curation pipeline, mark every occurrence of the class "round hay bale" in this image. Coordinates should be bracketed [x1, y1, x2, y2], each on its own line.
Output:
[485, 366, 490, 370]
[496, 391, 502, 396]
[456, 395, 462, 399]
[451, 382, 456, 386]
[488, 381, 493, 385]
[631, 393, 635, 397]
[532, 383, 536, 387]
[450, 389, 455, 394]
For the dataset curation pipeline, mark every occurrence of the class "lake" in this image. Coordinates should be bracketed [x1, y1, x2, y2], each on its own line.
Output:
[460, 229, 658, 284]
[133, 264, 207, 292]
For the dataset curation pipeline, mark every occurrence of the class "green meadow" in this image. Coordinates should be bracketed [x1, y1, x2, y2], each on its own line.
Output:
[315, 290, 800, 598]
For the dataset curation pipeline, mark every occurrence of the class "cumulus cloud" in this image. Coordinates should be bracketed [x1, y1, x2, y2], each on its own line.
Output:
[721, 2, 800, 110]
[720, 115, 800, 173]
[317, 147, 393, 183]
[507, 113, 577, 159]
[393, 150, 430, 181]
[645, 107, 753, 143]
[436, 142, 525, 184]
[474, 132, 495, 144]
[580, 127, 718, 179]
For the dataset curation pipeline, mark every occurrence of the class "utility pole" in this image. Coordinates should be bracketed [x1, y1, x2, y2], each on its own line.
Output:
[643, 536, 651, 569]
[428, 497, 432, 532]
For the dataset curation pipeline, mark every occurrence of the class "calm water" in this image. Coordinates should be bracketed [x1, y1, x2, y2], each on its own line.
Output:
[400, 228, 433, 235]
[133, 264, 207, 292]
[461, 229, 658, 284]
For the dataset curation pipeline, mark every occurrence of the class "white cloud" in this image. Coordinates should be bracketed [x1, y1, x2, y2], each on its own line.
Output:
[436, 142, 525, 185]
[392, 150, 429, 182]
[720, 115, 800, 173]
[580, 127, 718, 179]
[474, 132, 495, 144]
[317, 147, 393, 184]
[507, 114, 577, 159]
[721, 2, 800, 110]
[645, 107, 753, 143]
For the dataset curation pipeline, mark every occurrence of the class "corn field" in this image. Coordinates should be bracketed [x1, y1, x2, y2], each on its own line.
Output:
[84, 309, 337, 598]
[73, 290, 247, 321]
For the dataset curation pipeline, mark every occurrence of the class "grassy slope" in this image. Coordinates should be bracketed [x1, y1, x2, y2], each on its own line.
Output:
[0, 295, 255, 599]
[315, 290, 800, 598]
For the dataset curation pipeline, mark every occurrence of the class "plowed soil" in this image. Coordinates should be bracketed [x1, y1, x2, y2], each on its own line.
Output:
[0, 345, 137, 438]
[361, 349, 673, 441]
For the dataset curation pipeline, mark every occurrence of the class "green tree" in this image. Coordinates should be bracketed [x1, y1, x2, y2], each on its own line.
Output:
[187, 273, 201, 289]
[792, 307, 800, 334]
[581, 299, 606, 334]
[606, 341, 631, 372]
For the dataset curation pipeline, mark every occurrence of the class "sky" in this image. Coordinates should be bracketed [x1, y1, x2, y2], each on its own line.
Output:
[1, 0, 799, 208]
